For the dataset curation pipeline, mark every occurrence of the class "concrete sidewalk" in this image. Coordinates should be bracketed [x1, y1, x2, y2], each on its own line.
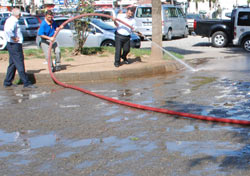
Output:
[0, 53, 182, 85]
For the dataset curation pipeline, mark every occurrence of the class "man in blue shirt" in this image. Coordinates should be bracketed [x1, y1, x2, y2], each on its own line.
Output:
[38, 10, 61, 72]
[3, 8, 36, 88]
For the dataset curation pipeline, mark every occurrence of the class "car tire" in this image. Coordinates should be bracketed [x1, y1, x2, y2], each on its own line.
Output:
[184, 27, 189, 38]
[242, 37, 250, 52]
[211, 31, 228, 47]
[166, 29, 172, 41]
[101, 40, 115, 47]
[0, 35, 7, 50]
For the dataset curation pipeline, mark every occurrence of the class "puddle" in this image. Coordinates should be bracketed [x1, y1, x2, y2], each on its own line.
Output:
[0, 129, 17, 145]
[29, 134, 57, 149]
[76, 160, 95, 169]
[0, 90, 51, 106]
[166, 141, 244, 157]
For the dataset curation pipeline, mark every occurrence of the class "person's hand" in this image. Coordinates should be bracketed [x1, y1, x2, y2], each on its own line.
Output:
[49, 36, 55, 42]
[11, 37, 19, 42]
[56, 26, 64, 31]
[135, 31, 143, 37]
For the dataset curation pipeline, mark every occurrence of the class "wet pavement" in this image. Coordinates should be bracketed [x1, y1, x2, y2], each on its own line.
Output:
[0, 56, 249, 175]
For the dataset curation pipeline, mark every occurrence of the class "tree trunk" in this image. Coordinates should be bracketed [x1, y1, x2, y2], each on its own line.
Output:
[151, 0, 163, 60]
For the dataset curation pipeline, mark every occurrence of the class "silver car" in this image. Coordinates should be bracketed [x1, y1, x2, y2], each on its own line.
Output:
[134, 4, 188, 40]
[19, 16, 40, 38]
[36, 17, 141, 48]
[0, 16, 39, 38]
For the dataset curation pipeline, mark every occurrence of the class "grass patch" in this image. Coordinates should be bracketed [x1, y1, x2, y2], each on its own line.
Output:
[163, 51, 184, 60]
[0, 50, 8, 54]
[81, 47, 103, 55]
[0, 46, 183, 61]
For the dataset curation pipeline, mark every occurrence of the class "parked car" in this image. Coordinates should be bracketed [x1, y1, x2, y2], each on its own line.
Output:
[19, 16, 40, 38]
[232, 7, 250, 52]
[94, 9, 116, 27]
[186, 13, 201, 34]
[0, 30, 7, 50]
[0, 12, 11, 18]
[36, 17, 141, 48]
[134, 4, 188, 40]
[193, 7, 249, 49]
[194, 16, 232, 47]
[0, 16, 39, 38]
[34, 15, 45, 24]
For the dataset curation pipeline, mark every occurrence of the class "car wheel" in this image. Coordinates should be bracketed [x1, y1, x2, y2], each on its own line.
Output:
[101, 40, 115, 47]
[184, 27, 189, 38]
[211, 31, 228, 47]
[166, 29, 172, 40]
[242, 38, 250, 52]
[0, 35, 7, 50]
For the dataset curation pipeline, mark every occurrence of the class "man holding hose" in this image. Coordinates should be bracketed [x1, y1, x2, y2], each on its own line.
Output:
[113, 8, 137, 68]
[38, 10, 61, 72]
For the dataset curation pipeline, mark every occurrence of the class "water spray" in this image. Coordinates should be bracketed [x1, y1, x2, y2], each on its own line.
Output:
[141, 35, 197, 72]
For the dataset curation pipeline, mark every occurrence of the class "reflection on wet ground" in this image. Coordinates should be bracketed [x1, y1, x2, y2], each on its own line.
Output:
[0, 56, 250, 175]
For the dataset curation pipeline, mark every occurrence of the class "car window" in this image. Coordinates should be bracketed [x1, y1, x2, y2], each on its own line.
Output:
[88, 24, 102, 33]
[186, 14, 201, 20]
[163, 8, 170, 18]
[177, 8, 184, 17]
[169, 8, 178, 17]
[136, 7, 152, 18]
[91, 19, 115, 30]
[237, 12, 250, 26]
[18, 18, 25, 25]
[55, 19, 72, 29]
[3, 13, 10, 17]
[94, 11, 114, 22]
[26, 18, 39, 24]
[1, 18, 7, 25]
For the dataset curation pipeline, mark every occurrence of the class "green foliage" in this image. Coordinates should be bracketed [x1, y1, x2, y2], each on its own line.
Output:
[81, 47, 103, 55]
[72, 0, 95, 55]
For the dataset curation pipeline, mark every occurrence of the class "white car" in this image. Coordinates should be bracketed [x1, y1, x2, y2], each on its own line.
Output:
[232, 7, 250, 52]
[0, 30, 7, 50]
[36, 17, 141, 48]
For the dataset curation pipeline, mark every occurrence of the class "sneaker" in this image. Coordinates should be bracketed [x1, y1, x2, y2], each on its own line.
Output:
[121, 56, 129, 64]
[55, 65, 61, 71]
[114, 62, 120, 67]
[4, 84, 18, 88]
[123, 59, 129, 64]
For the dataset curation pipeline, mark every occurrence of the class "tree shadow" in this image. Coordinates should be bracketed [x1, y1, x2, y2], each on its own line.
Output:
[141, 46, 203, 56]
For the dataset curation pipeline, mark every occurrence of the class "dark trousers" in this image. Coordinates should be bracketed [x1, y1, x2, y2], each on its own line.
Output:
[4, 42, 30, 87]
[114, 32, 131, 63]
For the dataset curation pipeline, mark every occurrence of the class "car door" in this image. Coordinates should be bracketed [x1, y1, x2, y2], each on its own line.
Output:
[168, 7, 179, 36]
[177, 7, 186, 36]
[84, 24, 103, 47]
[236, 11, 250, 41]
[55, 19, 76, 47]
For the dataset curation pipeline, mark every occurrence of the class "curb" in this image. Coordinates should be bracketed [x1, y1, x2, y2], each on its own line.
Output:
[0, 61, 182, 85]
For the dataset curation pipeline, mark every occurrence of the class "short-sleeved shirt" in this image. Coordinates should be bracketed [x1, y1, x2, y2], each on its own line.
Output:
[4, 16, 23, 43]
[116, 15, 136, 36]
[38, 19, 58, 37]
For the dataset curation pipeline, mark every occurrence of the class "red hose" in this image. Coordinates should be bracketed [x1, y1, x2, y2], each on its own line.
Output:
[47, 13, 250, 126]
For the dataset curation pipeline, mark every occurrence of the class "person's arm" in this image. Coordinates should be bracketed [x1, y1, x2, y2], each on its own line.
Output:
[40, 34, 55, 41]
[4, 19, 19, 42]
[38, 23, 55, 41]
